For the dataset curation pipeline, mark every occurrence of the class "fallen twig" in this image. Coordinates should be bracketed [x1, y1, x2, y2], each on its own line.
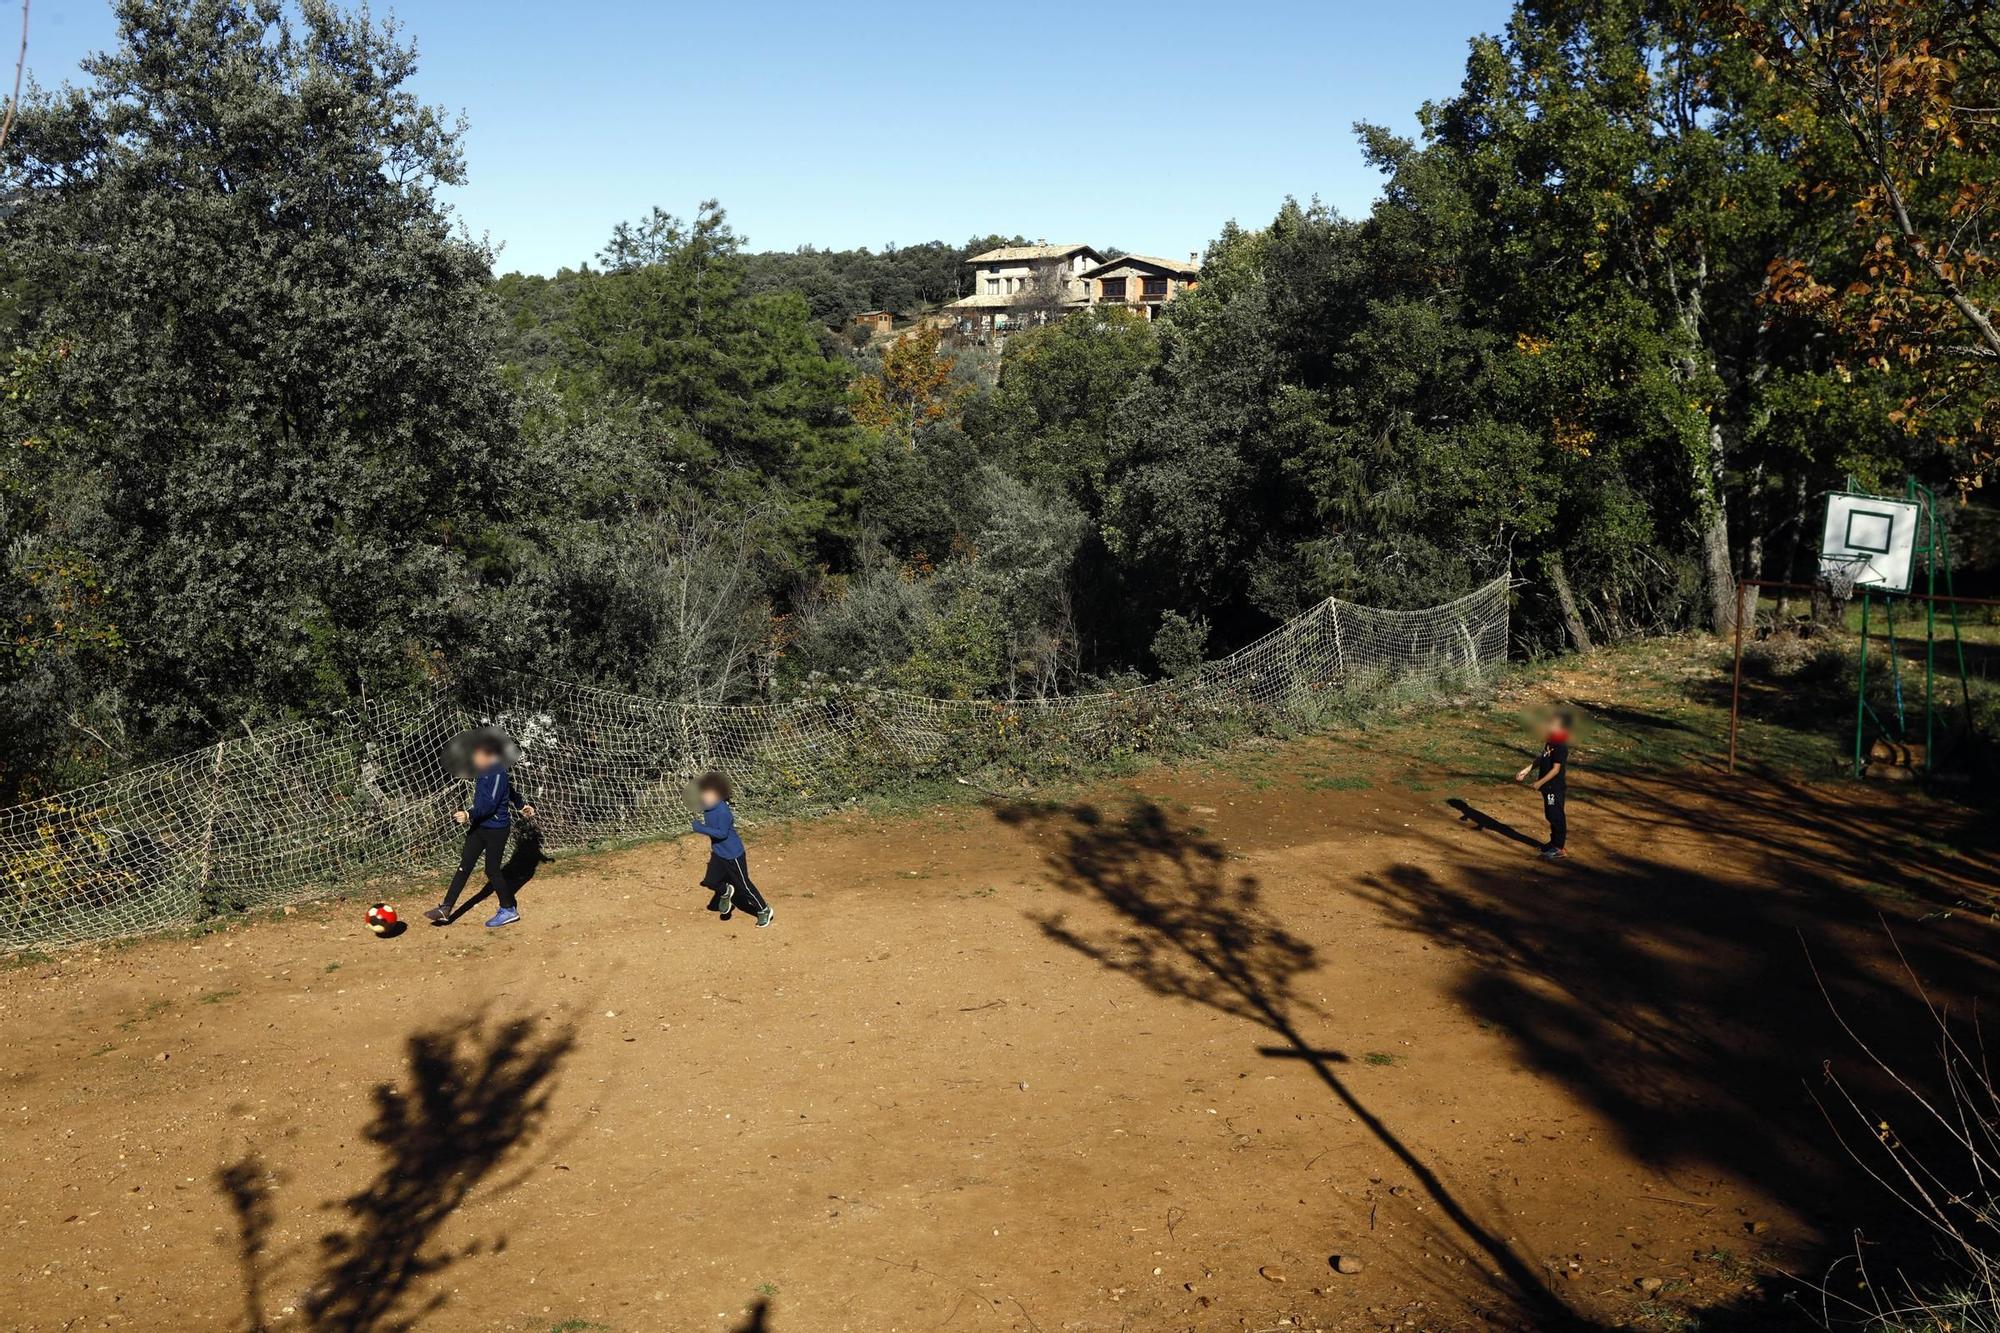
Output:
[1637, 1193, 1716, 1214]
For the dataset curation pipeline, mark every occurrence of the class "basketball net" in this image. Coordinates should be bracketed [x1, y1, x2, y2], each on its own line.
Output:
[1818, 551, 1871, 603]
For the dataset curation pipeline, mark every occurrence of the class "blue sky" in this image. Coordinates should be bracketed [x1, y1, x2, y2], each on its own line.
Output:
[27, 1, 1516, 275]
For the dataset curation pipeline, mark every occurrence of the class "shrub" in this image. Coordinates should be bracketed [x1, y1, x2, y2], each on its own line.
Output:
[1742, 630, 1850, 684]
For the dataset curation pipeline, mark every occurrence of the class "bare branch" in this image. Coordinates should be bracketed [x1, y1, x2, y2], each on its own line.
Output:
[0, 0, 26, 161]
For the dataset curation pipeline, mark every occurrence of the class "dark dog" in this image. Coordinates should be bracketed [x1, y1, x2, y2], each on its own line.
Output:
[501, 820, 553, 890]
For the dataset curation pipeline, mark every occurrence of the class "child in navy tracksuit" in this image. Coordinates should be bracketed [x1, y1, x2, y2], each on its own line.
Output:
[428, 738, 536, 928]
[692, 770, 773, 928]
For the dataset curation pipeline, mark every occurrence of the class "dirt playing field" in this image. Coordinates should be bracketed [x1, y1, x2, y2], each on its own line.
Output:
[4, 647, 1997, 1333]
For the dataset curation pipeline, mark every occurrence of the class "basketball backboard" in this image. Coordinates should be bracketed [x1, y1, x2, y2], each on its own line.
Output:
[1820, 491, 1921, 594]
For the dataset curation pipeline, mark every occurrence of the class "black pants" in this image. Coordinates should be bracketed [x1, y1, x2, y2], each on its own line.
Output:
[1542, 787, 1567, 850]
[443, 826, 516, 911]
[701, 852, 768, 916]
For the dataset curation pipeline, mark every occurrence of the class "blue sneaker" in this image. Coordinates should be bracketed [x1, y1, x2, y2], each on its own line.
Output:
[484, 907, 520, 929]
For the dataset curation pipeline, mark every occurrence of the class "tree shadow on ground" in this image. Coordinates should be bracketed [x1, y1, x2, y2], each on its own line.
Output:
[1358, 764, 2000, 1328]
[994, 798, 1595, 1331]
[217, 1011, 577, 1332]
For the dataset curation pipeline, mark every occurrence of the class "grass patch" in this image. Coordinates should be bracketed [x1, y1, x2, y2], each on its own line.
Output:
[1697, 1247, 1755, 1282]
[1363, 1051, 1401, 1067]
[1633, 1299, 1702, 1332]
[1325, 632, 1978, 794]
[116, 998, 171, 1030]
[197, 988, 239, 1005]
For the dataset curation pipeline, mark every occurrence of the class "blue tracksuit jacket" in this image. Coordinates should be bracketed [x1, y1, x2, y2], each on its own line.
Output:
[466, 764, 513, 830]
[691, 799, 745, 860]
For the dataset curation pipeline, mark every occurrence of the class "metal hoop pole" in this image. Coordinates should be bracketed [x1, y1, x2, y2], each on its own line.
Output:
[1729, 579, 1746, 774]
[1853, 591, 1871, 778]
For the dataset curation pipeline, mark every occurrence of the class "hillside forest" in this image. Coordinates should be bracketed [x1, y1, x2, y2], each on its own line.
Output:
[2, 0, 1997, 801]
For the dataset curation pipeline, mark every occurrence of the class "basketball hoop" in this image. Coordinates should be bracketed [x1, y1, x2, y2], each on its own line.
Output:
[1817, 550, 1870, 604]
[1735, 481, 1974, 782]
[1820, 491, 1919, 595]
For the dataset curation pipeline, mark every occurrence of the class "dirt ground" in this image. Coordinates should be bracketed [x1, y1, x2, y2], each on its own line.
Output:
[4, 655, 1997, 1333]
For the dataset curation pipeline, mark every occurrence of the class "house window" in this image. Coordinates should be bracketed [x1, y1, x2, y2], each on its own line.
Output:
[1142, 276, 1169, 300]
[1102, 277, 1127, 302]
[985, 277, 1000, 295]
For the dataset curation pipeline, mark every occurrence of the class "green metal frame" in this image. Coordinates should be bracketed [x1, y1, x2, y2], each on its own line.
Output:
[1847, 479, 1974, 778]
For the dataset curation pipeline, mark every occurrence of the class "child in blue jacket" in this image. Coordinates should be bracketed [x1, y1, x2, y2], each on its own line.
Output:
[692, 771, 773, 928]
[427, 737, 535, 928]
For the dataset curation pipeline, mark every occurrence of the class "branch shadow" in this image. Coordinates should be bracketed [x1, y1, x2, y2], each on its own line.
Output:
[217, 1157, 278, 1333]
[217, 1011, 577, 1332]
[994, 798, 1593, 1330]
[1367, 766, 2000, 1326]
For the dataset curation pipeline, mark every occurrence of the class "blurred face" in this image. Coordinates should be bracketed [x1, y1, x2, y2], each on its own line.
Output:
[1545, 711, 1570, 739]
[472, 742, 499, 770]
[699, 785, 723, 809]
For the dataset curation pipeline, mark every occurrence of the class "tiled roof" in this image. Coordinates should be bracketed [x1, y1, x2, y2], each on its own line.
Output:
[967, 244, 1101, 264]
[948, 292, 1091, 309]
[1081, 253, 1199, 280]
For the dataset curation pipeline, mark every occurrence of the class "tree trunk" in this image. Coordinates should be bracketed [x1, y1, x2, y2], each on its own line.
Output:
[1677, 401, 1737, 637]
[1744, 455, 1767, 584]
[1773, 471, 1810, 621]
[1663, 242, 1738, 637]
[1543, 553, 1593, 652]
[1698, 432, 1737, 637]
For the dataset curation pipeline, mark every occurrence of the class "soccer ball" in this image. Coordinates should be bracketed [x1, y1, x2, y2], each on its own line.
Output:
[366, 903, 399, 936]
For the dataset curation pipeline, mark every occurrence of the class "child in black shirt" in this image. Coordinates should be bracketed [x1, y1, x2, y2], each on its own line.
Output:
[1514, 709, 1572, 860]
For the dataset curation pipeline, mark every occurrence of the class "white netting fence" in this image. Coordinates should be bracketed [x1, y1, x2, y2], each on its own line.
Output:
[1, 577, 1508, 950]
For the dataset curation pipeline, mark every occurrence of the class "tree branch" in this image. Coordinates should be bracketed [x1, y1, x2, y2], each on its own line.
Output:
[0, 0, 27, 161]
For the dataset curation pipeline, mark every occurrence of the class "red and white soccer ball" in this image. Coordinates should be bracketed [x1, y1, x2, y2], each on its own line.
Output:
[366, 902, 399, 936]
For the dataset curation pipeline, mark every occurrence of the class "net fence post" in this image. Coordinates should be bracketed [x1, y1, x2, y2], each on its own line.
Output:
[196, 740, 227, 914]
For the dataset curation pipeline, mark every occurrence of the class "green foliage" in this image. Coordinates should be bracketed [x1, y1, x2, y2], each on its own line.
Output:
[968, 306, 1159, 515]
[785, 465, 1085, 699]
[0, 0, 1993, 810]
[1081, 197, 1548, 660]
[736, 234, 1025, 327]
[565, 202, 863, 512]
[898, 582, 1007, 699]
[1, 0, 513, 785]
[1151, 611, 1210, 678]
